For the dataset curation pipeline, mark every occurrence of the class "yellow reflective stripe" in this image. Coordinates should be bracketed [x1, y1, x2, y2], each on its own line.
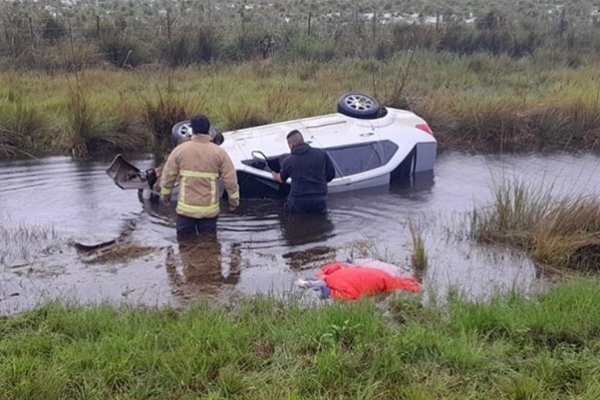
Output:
[210, 179, 216, 204]
[229, 190, 240, 200]
[180, 170, 218, 179]
[177, 202, 220, 214]
[161, 187, 172, 195]
[180, 176, 187, 204]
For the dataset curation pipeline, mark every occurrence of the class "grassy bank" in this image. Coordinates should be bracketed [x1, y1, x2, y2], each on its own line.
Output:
[2, 50, 600, 159]
[2, 278, 600, 399]
[471, 180, 600, 271]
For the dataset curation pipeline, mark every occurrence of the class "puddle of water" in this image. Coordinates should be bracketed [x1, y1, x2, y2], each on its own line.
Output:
[1, 152, 600, 313]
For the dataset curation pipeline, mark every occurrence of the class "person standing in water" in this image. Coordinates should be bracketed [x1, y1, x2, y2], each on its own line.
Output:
[160, 114, 240, 238]
[272, 130, 335, 213]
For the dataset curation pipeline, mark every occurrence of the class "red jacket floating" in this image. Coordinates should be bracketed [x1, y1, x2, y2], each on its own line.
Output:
[318, 262, 421, 300]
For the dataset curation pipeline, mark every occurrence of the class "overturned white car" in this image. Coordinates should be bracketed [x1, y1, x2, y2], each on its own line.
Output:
[107, 92, 437, 199]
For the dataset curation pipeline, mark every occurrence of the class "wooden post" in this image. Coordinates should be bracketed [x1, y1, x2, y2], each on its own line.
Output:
[96, 15, 100, 38]
[166, 9, 171, 41]
[2, 18, 9, 43]
[208, 0, 212, 27]
[307, 11, 312, 36]
[28, 16, 34, 48]
[372, 11, 377, 40]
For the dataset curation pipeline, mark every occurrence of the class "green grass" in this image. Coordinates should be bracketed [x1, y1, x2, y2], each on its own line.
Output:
[471, 180, 600, 271]
[408, 218, 428, 274]
[2, 51, 600, 158]
[1, 278, 600, 399]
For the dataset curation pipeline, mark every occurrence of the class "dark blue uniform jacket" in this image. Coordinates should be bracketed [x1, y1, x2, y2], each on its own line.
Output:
[280, 143, 335, 198]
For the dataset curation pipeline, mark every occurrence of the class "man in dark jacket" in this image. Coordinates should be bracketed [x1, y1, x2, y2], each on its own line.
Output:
[272, 130, 336, 213]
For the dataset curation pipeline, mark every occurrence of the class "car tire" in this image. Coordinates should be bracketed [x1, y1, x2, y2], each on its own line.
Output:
[171, 120, 223, 145]
[171, 120, 193, 145]
[337, 92, 381, 119]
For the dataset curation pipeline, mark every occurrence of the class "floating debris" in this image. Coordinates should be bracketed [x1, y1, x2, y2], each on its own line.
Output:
[71, 219, 159, 264]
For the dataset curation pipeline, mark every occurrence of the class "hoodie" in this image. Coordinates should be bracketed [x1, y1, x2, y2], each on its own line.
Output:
[280, 143, 336, 198]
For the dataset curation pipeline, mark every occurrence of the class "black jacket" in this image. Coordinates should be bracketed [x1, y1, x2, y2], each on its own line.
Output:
[280, 143, 336, 198]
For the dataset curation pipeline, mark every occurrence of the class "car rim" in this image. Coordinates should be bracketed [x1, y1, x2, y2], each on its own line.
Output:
[344, 94, 375, 112]
[177, 123, 191, 137]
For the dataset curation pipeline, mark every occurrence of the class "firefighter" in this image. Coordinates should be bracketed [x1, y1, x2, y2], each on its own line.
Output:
[160, 115, 239, 238]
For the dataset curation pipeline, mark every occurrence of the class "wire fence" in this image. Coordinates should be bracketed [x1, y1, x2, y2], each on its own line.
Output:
[2, 6, 600, 69]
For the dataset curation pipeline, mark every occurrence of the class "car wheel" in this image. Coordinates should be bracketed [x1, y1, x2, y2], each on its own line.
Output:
[171, 120, 192, 144]
[337, 92, 381, 119]
[171, 120, 223, 145]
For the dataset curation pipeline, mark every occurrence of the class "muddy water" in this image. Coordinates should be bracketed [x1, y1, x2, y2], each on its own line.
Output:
[2, 152, 600, 313]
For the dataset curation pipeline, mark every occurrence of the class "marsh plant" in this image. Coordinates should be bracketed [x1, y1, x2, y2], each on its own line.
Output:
[143, 89, 190, 147]
[3, 52, 600, 159]
[471, 180, 600, 271]
[0, 223, 57, 267]
[65, 79, 103, 158]
[408, 218, 428, 273]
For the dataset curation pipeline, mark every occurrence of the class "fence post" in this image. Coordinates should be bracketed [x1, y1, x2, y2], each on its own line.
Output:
[67, 19, 73, 42]
[96, 15, 100, 38]
[207, 0, 212, 27]
[166, 9, 172, 41]
[28, 15, 34, 48]
[2, 17, 8, 43]
[307, 11, 312, 36]
[372, 11, 377, 40]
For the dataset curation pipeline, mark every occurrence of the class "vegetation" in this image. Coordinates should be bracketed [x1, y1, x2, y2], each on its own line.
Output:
[1, 278, 600, 399]
[408, 218, 428, 273]
[2, 50, 600, 159]
[1, 1, 600, 158]
[2, 0, 600, 68]
[471, 180, 600, 271]
[0, 223, 57, 267]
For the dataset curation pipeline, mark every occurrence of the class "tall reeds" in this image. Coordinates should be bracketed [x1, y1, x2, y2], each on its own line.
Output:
[142, 88, 189, 148]
[471, 180, 600, 271]
[2, 52, 600, 159]
[0, 223, 57, 266]
[0, 94, 43, 158]
[408, 218, 428, 274]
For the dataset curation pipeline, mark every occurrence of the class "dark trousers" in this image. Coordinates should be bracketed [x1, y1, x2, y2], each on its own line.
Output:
[285, 195, 327, 214]
[176, 214, 217, 239]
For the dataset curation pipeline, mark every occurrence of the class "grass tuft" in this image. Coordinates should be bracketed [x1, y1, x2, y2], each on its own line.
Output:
[471, 179, 600, 271]
[408, 218, 428, 274]
[142, 89, 190, 148]
[221, 103, 272, 131]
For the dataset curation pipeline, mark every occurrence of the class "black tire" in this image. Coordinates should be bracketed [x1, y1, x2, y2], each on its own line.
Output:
[337, 92, 381, 119]
[171, 120, 222, 145]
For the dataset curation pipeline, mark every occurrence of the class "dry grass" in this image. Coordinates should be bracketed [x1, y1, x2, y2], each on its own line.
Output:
[471, 180, 600, 271]
[142, 89, 190, 147]
[2, 52, 600, 158]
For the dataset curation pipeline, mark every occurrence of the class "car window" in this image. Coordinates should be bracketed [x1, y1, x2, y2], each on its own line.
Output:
[326, 141, 398, 177]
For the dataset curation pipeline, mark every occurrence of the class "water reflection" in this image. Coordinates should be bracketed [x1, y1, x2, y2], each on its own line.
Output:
[389, 170, 435, 199]
[279, 212, 335, 246]
[167, 234, 240, 297]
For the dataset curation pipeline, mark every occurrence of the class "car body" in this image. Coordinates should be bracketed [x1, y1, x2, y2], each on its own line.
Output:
[107, 93, 437, 200]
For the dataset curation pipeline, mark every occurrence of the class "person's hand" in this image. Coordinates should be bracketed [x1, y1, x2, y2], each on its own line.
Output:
[229, 203, 239, 212]
[271, 171, 281, 182]
[161, 195, 171, 207]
